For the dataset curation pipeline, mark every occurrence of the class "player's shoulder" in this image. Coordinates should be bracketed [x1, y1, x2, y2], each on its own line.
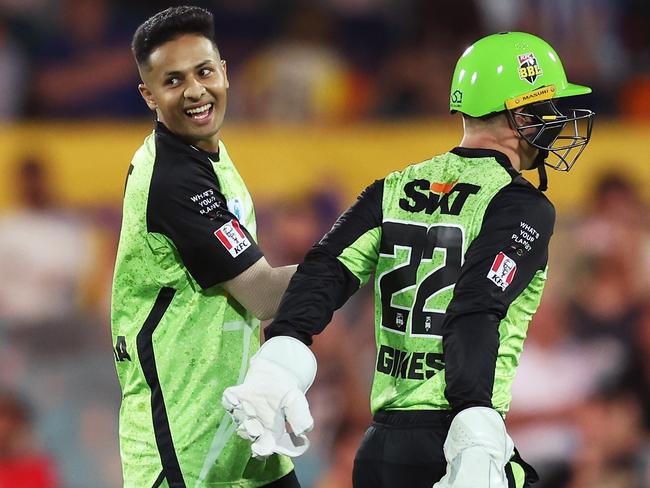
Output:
[490, 173, 556, 224]
[127, 130, 156, 173]
[383, 149, 483, 181]
[149, 127, 221, 196]
[503, 173, 555, 209]
[382, 155, 439, 189]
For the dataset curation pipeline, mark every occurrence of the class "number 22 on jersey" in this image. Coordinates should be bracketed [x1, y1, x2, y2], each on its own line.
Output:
[377, 220, 465, 338]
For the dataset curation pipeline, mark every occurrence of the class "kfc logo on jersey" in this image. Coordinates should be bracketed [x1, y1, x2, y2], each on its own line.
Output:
[214, 220, 251, 257]
[487, 252, 517, 290]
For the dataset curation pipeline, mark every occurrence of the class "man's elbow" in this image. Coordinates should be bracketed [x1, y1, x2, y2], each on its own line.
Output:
[250, 304, 275, 321]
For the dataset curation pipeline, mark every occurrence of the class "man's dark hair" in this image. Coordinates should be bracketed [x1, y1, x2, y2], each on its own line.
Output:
[132, 6, 216, 67]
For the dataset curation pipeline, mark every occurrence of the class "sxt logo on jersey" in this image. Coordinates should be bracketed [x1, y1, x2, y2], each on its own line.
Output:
[487, 252, 517, 290]
[399, 180, 480, 216]
[214, 220, 251, 258]
[376, 345, 444, 380]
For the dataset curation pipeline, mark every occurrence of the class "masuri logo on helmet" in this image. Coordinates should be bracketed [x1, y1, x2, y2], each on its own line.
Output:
[449, 31, 595, 176]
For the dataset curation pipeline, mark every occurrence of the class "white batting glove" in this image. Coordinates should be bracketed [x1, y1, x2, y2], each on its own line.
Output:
[222, 336, 317, 458]
[433, 407, 514, 488]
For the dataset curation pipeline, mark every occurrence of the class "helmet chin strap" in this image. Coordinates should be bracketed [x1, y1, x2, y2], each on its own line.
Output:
[533, 150, 549, 191]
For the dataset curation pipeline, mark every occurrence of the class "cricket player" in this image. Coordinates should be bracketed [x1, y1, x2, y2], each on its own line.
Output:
[223, 32, 596, 488]
[111, 6, 303, 487]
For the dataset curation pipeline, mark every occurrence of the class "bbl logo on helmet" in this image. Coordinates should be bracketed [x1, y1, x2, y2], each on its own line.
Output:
[517, 53, 543, 84]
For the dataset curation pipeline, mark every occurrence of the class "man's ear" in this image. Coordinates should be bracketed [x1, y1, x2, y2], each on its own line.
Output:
[221, 60, 230, 89]
[138, 83, 157, 111]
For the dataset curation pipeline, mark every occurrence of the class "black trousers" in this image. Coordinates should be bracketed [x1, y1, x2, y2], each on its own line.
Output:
[262, 470, 301, 488]
[352, 410, 538, 488]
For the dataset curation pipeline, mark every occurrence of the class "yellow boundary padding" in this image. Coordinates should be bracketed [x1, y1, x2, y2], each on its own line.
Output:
[0, 120, 649, 210]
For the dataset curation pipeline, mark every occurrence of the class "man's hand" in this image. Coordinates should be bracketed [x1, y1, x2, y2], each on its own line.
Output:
[433, 407, 514, 488]
[222, 336, 317, 458]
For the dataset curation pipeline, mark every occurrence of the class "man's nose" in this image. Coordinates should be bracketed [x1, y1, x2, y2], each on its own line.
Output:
[184, 77, 206, 100]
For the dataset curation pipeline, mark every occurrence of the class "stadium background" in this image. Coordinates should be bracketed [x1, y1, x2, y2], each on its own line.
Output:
[0, 0, 649, 487]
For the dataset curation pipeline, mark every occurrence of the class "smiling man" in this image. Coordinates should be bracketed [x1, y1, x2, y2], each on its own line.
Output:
[111, 6, 304, 488]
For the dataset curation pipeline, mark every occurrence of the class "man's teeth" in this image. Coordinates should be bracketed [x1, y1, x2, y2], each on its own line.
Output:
[186, 104, 212, 115]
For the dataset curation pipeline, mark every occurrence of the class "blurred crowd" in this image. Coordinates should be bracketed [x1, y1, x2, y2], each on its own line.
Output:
[0, 0, 649, 121]
[1, 0, 650, 487]
[1, 153, 650, 487]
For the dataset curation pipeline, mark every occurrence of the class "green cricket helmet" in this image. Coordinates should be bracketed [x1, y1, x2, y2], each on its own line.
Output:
[450, 32, 595, 175]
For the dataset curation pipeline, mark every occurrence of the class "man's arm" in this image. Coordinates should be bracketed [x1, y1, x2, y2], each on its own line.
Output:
[147, 156, 295, 321]
[223, 179, 384, 458]
[265, 179, 384, 344]
[433, 182, 554, 488]
[224, 260, 297, 321]
[442, 182, 555, 412]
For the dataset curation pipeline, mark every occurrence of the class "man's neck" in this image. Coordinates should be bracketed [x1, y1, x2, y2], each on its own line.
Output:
[193, 136, 220, 154]
[458, 135, 523, 172]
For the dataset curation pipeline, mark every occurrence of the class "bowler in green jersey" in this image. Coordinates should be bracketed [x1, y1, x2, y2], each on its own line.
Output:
[224, 32, 596, 488]
[111, 6, 301, 488]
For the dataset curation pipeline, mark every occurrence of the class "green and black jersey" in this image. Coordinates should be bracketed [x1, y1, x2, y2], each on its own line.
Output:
[111, 122, 292, 488]
[267, 147, 555, 415]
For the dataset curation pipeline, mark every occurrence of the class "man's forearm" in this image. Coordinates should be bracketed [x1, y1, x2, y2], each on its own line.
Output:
[224, 259, 297, 320]
[442, 311, 500, 412]
[265, 248, 360, 345]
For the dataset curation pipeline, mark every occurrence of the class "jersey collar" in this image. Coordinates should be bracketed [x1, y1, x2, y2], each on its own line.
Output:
[155, 121, 221, 161]
[450, 147, 519, 178]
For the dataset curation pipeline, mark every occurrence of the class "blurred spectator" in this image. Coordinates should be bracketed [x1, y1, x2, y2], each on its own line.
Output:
[372, 41, 454, 118]
[508, 292, 627, 488]
[235, 4, 371, 121]
[208, 0, 283, 69]
[0, 157, 94, 331]
[28, 0, 142, 118]
[629, 306, 650, 431]
[563, 172, 650, 348]
[324, 0, 394, 73]
[568, 385, 650, 488]
[372, 0, 482, 118]
[620, 0, 650, 67]
[0, 390, 59, 488]
[0, 0, 646, 120]
[0, 13, 28, 120]
[0, 155, 120, 488]
[619, 74, 650, 120]
[314, 419, 368, 488]
[259, 194, 331, 265]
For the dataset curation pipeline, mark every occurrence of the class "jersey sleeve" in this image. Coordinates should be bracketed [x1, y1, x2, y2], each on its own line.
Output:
[442, 182, 555, 412]
[265, 179, 384, 345]
[147, 159, 262, 289]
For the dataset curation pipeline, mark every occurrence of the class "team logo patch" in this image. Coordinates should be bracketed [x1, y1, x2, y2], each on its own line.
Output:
[517, 53, 543, 84]
[487, 252, 517, 290]
[214, 220, 251, 257]
[450, 89, 463, 108]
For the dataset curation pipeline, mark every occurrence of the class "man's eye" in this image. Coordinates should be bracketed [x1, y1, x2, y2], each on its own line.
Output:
[199, 68, 213, 77]
[166, 77, 180, 86]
